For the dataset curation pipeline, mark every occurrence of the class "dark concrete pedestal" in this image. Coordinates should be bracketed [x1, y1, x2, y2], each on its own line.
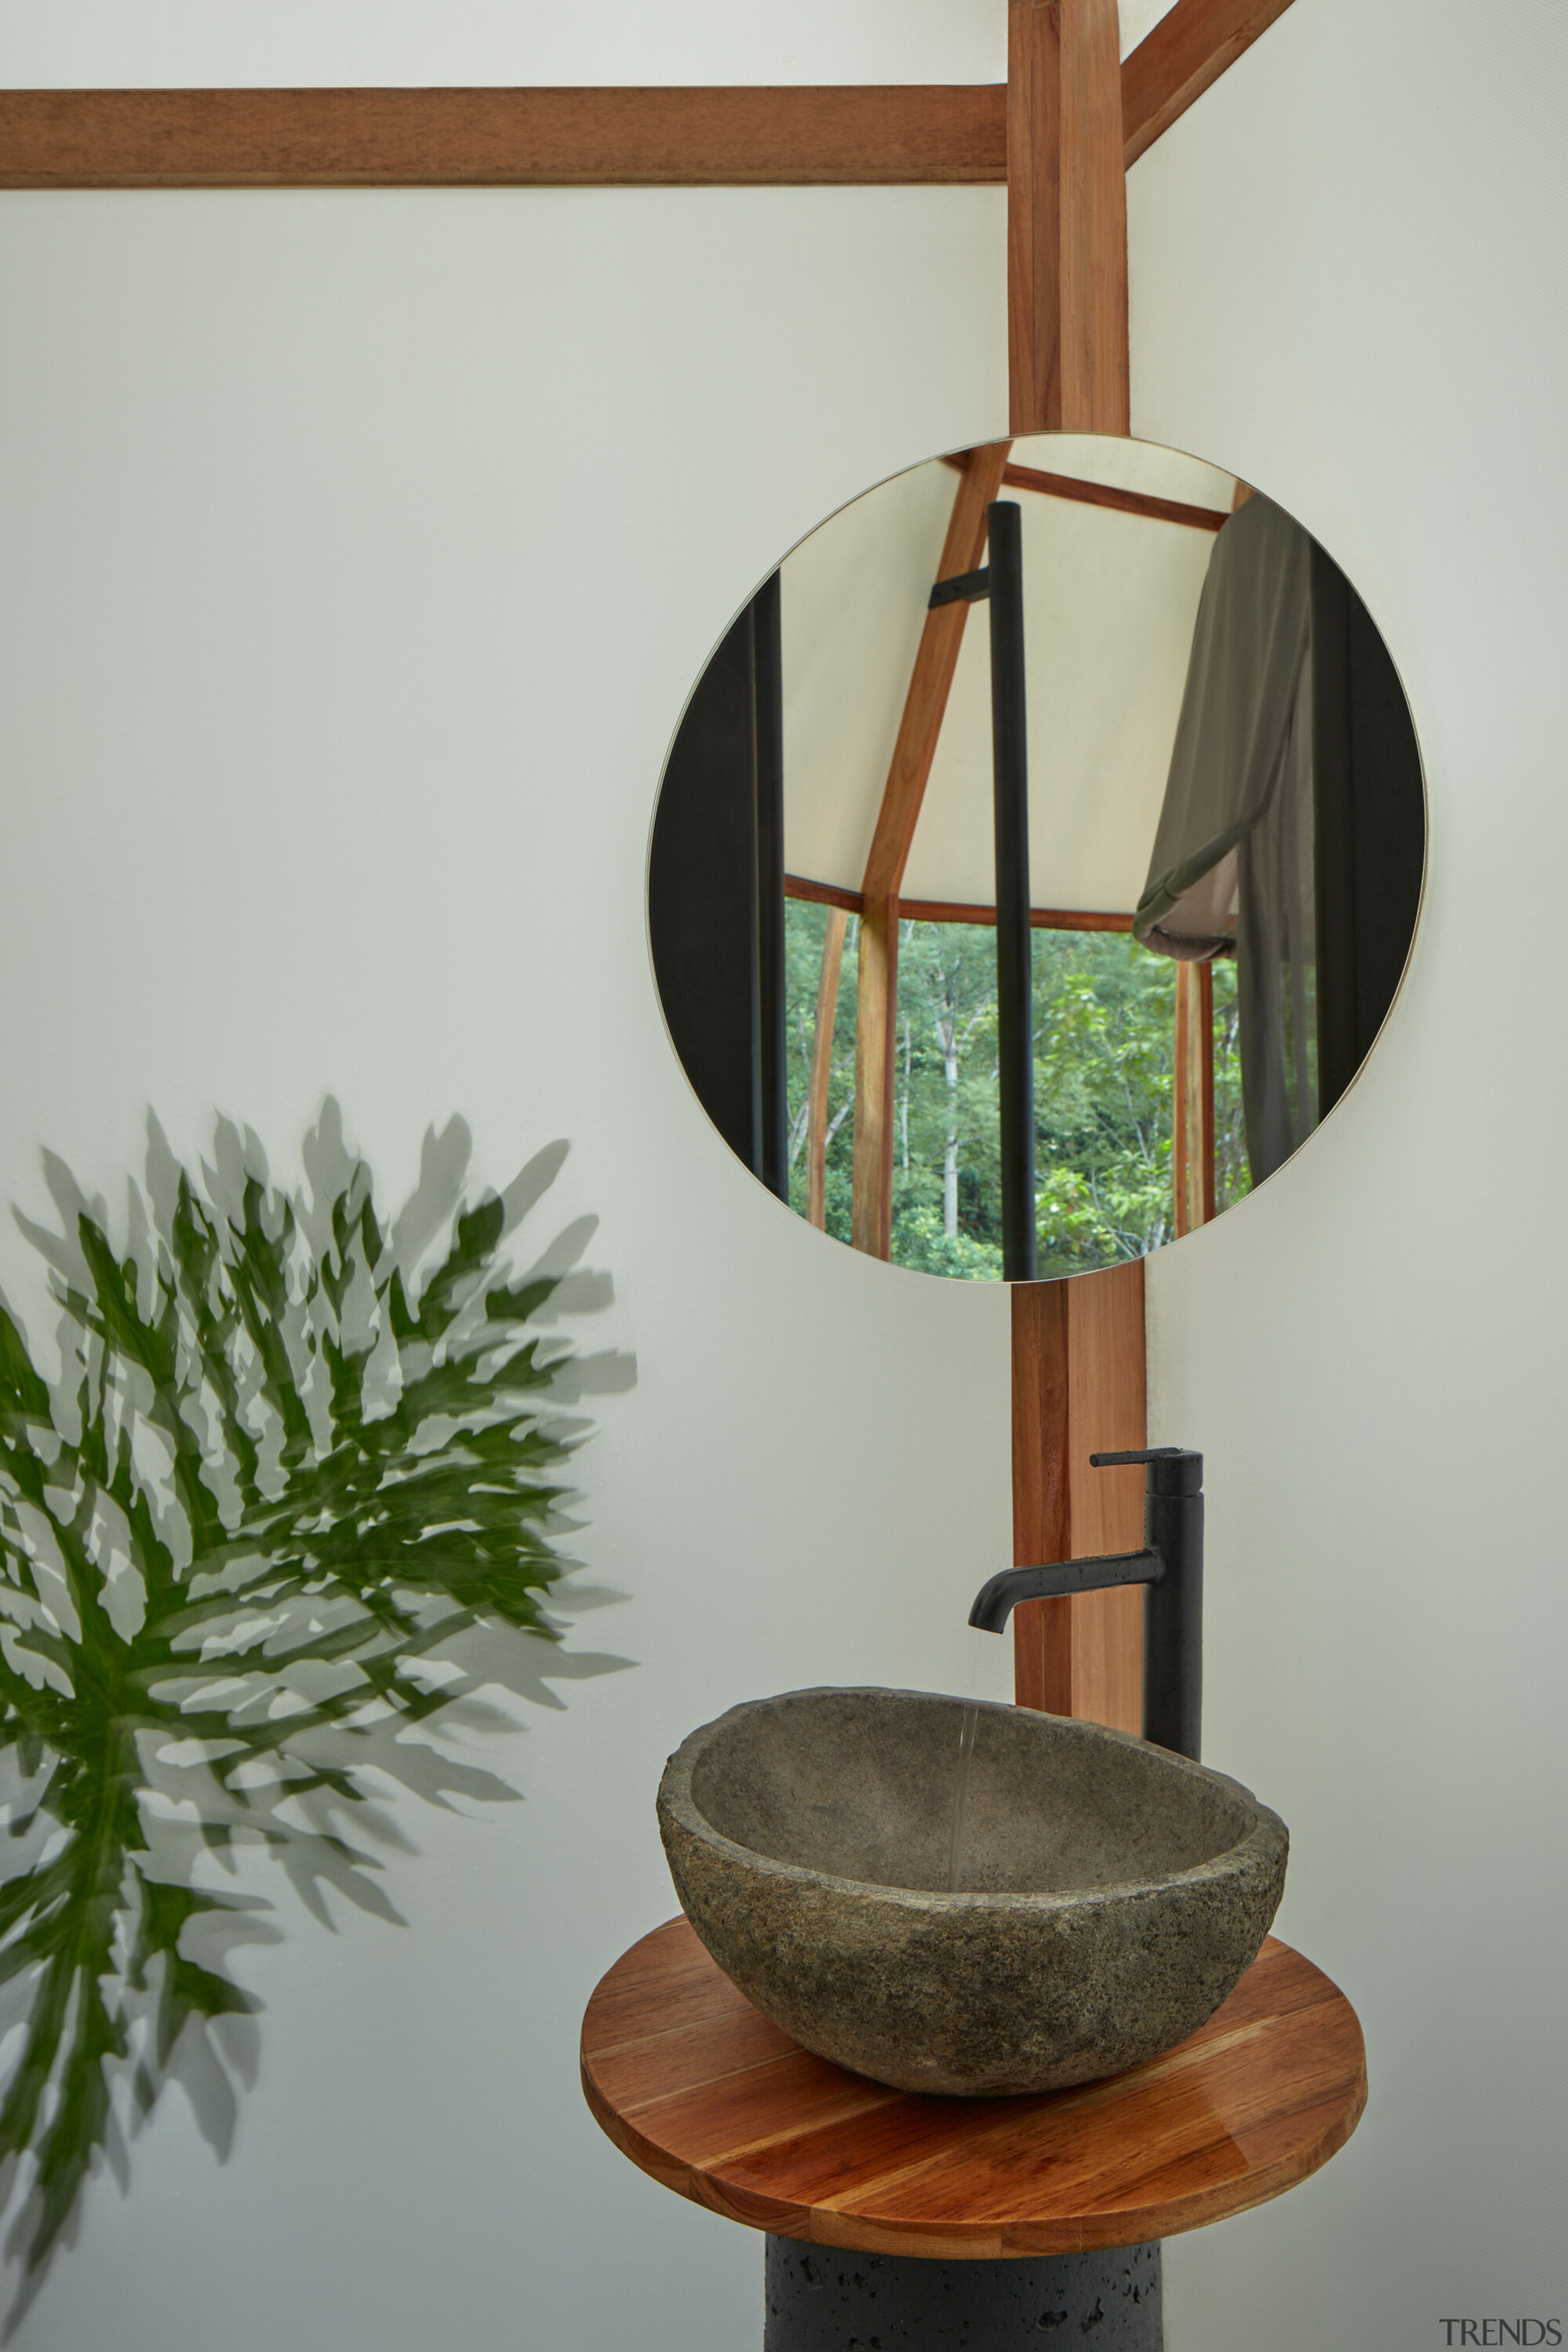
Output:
[763, 2235, 1162, 2350]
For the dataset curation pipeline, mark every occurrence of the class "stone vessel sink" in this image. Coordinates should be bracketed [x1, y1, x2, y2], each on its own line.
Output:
[658, 1687, 1287, 2097]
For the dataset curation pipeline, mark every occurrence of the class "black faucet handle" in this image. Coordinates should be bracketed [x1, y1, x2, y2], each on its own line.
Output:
[1090, 1447, 1204, 1495]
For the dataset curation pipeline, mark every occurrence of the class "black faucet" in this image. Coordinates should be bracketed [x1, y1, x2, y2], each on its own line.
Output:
[968, 1447, 1204, 1761]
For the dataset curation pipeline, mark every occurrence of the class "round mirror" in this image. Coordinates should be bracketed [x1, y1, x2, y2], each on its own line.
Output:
[649, 436, 1425, 1280]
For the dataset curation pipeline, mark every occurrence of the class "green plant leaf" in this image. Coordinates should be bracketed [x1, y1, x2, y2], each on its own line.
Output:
[0, 1101, 632, 2305]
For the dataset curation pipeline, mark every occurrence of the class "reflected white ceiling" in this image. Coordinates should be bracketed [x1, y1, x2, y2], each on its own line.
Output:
[781, 434, 1236, 916]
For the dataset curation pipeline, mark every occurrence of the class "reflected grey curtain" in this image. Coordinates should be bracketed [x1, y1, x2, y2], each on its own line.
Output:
[1135, 494, 1317, 1185]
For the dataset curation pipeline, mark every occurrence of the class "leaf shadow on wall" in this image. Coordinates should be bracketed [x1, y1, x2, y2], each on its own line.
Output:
[0, 1099, 635, 2327]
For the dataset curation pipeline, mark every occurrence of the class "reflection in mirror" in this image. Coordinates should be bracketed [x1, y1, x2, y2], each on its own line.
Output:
[649, 437, 1424, 1280]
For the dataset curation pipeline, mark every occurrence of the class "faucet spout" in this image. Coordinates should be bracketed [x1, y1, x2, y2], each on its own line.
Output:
[968, 1548, 1162, 1634]
[967, 1447, 1205, 1760]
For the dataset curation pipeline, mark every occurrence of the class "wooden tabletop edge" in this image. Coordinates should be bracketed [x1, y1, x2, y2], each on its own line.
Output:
[580, 1926, 1369, 2258]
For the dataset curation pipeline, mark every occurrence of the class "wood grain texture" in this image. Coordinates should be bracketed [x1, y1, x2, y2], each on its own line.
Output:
[850, 896, 897, 1260]
[1008, 4, 1063, 433]
[905, 899, 1134, 931]
[1121, 0, 1299, 170]
[1012, 1260, 1146, 1730]
[941, 451, 1229, 529]
[807, 905, 847, 1232]
[786, 878, 1134, 932]
[859, 445, 1012, 909]
[851, 443, 1009, 1261]
[785, 873, 865, 916]
[1057, 0, 1129, 435]
[0, 84, 1008, 188]
[1010, 1283, 1072, 1576]
[1062, 1257, 1147, 1733]
[581, 1917, 1367, 2260]
[1010, 1283, 1074, 1716]
[1172, 959, 1217, 1237]
[1008, 0, 1129, 437]
[1002, 462, 1228, 530]
[0, 7, 1300, 193]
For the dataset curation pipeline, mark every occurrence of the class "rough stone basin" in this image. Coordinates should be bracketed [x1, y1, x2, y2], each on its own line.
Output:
[658, 1687, 1287, 2097]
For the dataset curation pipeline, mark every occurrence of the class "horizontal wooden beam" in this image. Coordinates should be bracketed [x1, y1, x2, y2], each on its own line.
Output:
[0, 84, 1006, 189]
[785, 875, 1133, 932]
[0, 6, 1297, 190]
[942, 450, 1229, 531]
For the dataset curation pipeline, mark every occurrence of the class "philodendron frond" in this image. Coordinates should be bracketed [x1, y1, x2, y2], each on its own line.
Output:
[0, 1101, 630, 2299]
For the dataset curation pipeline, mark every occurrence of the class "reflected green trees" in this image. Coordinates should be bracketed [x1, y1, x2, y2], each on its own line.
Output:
[785, 905, 1248, 1277]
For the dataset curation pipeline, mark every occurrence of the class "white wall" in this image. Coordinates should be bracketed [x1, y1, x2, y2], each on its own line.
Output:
[0, 0, 1178, 89]
[0, 0, 1004, 90]
[0, 174, 1016, 2351]
[0, 3, 1564, 2348]
[1133, 6, 1568, 2344]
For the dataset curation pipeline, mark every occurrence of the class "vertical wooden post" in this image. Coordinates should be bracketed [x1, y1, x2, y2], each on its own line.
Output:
[807, 905, 848, 1231]
[1008, 0, 1129, 437]
[1011, 1259, 1147, 1733]
[1010, 1282, 1072, 1714]
[1005, 0, 1142, 1732]
[850, 900, 898, 1257]
[1172, 959, 1215, 1237]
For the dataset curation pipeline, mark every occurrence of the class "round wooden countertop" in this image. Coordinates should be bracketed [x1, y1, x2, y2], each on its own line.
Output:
[581, 1917, 1365, 2261]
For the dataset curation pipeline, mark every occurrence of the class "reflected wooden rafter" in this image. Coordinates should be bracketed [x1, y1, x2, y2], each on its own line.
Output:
[787, 873, 1133, 932]
[849, 441, 1012, 1261]
[940, 450, 1229, 532]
